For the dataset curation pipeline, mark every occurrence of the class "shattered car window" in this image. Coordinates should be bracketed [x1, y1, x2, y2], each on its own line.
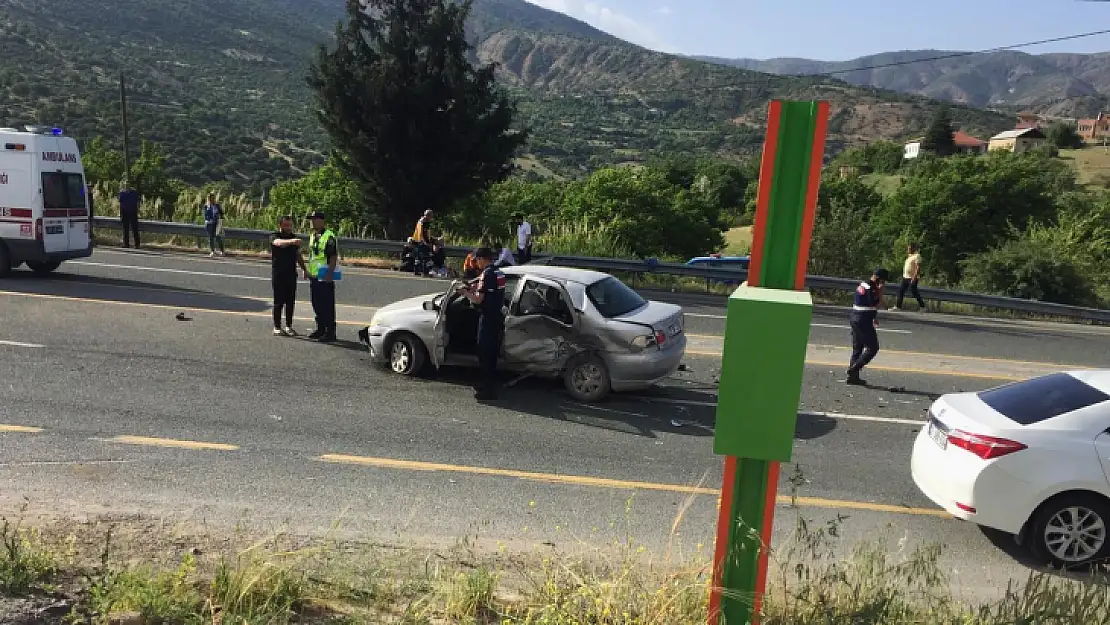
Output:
[586, 277, 646, 318]
[516, 281, 573, 325]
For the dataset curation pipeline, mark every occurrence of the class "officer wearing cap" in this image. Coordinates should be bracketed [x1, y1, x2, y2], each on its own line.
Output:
[458, 247, 506, 400]
[307, 211, 339, 342]
[847, 267, 889, 385]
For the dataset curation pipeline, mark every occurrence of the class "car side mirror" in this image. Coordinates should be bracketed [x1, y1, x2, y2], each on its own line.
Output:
[423, 301, 434, 312]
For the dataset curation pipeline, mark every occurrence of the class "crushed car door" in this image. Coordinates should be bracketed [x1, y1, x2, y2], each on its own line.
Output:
[503, 277, 581, 374]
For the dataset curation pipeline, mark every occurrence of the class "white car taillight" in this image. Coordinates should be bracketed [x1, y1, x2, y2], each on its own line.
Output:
[631, 335, 656, 349]
[948, 430, 1027, 460]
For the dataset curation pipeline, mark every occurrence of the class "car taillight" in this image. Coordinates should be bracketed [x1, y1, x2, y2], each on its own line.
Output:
[948, 430, 1027, 460]
[631, 335, 656, 349]
[34, 219, 42, 241]
[654, 329, 666, 345]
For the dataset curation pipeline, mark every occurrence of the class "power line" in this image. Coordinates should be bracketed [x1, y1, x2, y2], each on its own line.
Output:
[568, 27, 1110, 99]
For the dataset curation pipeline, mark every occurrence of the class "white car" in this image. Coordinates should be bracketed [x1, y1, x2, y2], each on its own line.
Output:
[358, 266, 687, 402]
[911, 371, 1110, 568]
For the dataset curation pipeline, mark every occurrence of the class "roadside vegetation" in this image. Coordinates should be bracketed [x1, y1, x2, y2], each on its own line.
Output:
[3, 510, 1110, 624]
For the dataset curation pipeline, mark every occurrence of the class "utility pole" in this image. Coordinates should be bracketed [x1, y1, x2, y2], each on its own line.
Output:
[120, 71, 132, 184]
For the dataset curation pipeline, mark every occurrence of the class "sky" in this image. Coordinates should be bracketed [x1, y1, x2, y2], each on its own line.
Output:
[524, 0, 1110, 60]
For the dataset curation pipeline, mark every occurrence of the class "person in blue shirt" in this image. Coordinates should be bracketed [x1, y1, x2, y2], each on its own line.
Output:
[847, 267, 889, 386]
[202, 193, 225, 257]
[118, 182, 141, 249]
[458, 247, 506, 400]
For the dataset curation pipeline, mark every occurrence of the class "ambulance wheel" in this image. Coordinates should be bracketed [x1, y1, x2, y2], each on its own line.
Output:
[0, 244, 10, 278]
[27, 260, 61, 274]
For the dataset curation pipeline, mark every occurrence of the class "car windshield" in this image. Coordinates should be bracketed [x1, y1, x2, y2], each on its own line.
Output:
[586, 276, 647, 318]
[977, 373, 1110, 425]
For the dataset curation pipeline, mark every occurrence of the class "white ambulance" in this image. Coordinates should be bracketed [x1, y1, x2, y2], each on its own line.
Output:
[0, 126, 93, 276]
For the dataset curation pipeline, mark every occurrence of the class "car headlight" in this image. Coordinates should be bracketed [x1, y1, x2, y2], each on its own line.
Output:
[369, 312, 380, 327]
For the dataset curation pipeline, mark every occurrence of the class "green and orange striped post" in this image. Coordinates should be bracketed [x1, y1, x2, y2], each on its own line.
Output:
[708, 100, 829, 625]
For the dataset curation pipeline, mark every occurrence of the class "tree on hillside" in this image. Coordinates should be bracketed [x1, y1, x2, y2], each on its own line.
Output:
[921, 105, 956, 157]
[308, 0, 527, 238]
[1046, 122, 1083, 150]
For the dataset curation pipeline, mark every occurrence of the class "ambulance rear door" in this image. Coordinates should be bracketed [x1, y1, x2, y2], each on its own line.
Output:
[38, 136, 87, 254]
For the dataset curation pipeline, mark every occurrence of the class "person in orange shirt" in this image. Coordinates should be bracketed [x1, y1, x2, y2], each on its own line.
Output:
[463, 249, 480, 279]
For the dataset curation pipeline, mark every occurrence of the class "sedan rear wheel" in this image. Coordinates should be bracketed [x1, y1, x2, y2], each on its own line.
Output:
[388, 333, 427, 377]
[1029, 493, 1110, 569]
[564, 355, 611, 403]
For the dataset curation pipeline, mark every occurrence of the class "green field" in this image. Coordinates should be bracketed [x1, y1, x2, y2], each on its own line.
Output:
[860, 173, 905, 197]
[1059, 146, 1110, 187]
[723, 226, 753, 255]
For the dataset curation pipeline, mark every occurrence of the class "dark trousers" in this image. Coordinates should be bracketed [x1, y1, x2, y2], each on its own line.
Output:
[897, 278, 925, 309]
[413, 243, 429, 275]
[272, 276, 296, 329]
[516, 245, 532, 264]
[477, 317, 504, 392]
[309, 279, 336, 335]
[206, 223, 225, 254]
[848, 315, 880, 375]
[121, 212, 140, 248]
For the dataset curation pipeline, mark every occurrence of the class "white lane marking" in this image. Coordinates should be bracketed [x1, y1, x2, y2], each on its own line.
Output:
[70, 261, 270, 282]
[636, 397, 924, 426]
[684, 312, 912, 335]
[0, 340, 44, 349]
[0, 459, 137, 467]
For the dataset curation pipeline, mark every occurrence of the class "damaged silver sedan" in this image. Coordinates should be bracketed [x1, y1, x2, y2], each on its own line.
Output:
[358, 266, 686, 402]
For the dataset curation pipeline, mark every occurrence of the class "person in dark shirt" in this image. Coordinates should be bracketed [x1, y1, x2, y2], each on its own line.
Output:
[270, 215, 309, 337]
[847, 267, 889, 386]
[458, 247, 506, 400]
[118, 183, 141, 249]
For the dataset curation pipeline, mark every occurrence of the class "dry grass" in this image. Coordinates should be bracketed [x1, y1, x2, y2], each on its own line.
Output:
[2, 510, 1109, 625]
[722, 226, 753, 256]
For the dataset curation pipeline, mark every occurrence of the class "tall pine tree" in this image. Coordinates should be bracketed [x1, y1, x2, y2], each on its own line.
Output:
[308, 0, 526, 237]
[921, 105, 956, 157]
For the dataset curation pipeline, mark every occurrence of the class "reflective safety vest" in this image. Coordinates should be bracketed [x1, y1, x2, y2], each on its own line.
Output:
[308, 229, 337, 277]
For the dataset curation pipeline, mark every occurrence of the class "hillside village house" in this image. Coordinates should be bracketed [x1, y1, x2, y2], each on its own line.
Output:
[1077, 113, 1110, 140]
[902, 130, 987, 159]
[988, 127, 1047, 153]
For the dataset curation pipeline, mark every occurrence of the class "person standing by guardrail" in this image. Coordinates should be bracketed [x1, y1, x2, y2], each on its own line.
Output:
[118, 181, 141, 249]
[847, 267, 889, 386]
[203, 193, 225, 257]
[270, 215, 309, 337]
[307, 211, 339, 343]
[893, 243, 926, 312]
[515, 213, 532, 264]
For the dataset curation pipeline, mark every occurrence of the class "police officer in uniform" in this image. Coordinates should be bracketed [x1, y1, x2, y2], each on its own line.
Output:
[847, 267, 889, 386]
[458, 247, 506, 400]
[307, 211, 339, 342]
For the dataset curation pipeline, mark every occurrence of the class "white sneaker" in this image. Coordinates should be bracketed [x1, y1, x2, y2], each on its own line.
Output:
[273, 328, 284, 336]
[282, 327, 297, 337]
[209, 252, 216, 258]
[890, 306, 901, 311]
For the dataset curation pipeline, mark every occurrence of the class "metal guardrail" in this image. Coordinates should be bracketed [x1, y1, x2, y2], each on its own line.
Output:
[91, 217, 1110, 324]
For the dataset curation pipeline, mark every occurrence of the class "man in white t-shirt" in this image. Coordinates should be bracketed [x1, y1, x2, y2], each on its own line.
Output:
[894, 243, 926, 311]
[515, 214, 533, 264]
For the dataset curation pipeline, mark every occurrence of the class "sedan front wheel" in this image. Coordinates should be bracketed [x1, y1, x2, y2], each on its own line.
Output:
[388, 333, 427, 377]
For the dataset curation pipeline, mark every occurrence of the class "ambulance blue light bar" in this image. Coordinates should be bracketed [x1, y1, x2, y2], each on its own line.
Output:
[51, 127, 63, 136]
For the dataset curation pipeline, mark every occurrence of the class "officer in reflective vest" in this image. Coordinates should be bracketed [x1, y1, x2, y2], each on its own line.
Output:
[307, 211, 339, 342]
[847, 267, 889, 386]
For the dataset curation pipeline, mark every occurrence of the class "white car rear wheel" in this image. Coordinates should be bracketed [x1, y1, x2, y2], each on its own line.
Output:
[388, 333, 427, 377]
[1029, 493, 1110, 569]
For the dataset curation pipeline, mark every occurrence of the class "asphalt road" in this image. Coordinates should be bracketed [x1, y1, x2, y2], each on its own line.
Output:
[0, 247, 1106, 600]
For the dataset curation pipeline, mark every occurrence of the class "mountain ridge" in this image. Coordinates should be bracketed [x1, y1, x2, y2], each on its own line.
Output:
[0, 0, 1014, 191]
[693, 49, 1110, 117]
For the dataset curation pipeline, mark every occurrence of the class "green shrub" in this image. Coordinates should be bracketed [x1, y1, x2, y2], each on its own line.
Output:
[960, 235, 1100, 306]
